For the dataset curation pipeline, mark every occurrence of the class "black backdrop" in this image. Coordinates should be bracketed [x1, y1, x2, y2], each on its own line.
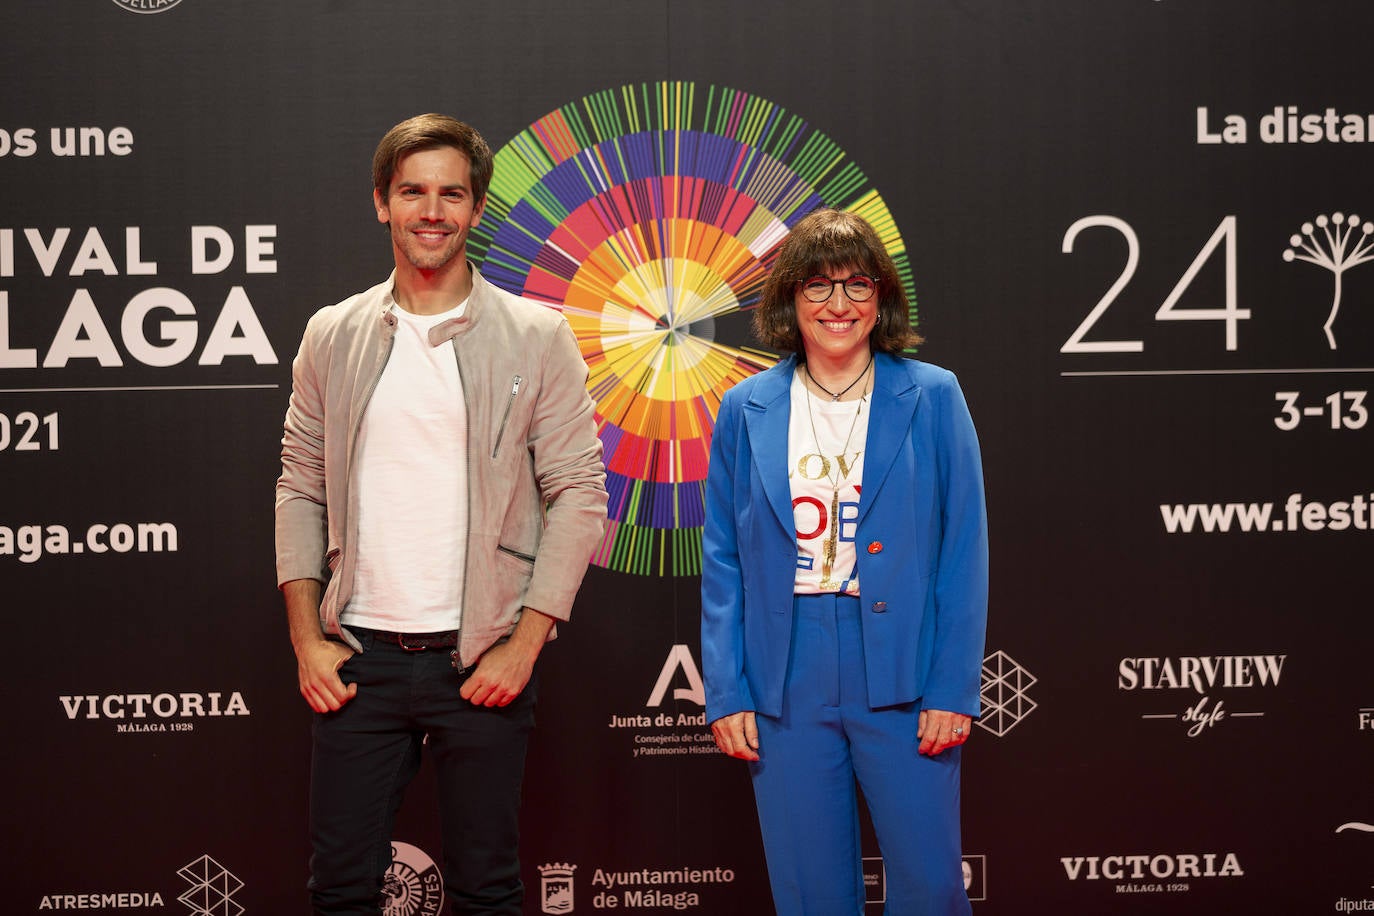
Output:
[3, 2, 1371, 914]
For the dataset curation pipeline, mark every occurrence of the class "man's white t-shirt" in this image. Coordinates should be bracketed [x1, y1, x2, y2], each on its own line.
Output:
[343, 300, 469, 633]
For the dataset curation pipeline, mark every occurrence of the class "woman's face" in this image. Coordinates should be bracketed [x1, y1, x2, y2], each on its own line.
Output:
[792, 264, 879, 367]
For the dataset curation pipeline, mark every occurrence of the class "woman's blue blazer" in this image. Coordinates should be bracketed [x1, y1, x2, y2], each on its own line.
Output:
[701, 352, 989, 724]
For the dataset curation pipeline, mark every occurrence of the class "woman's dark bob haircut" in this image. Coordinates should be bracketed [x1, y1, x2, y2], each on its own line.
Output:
[752, 208, 922, 356]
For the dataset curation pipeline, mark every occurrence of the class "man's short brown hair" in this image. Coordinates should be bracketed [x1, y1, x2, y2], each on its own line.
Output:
[372, 113, 494, 203]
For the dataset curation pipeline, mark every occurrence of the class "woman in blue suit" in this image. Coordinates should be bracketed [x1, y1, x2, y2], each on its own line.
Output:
[702, 208, 988, 915]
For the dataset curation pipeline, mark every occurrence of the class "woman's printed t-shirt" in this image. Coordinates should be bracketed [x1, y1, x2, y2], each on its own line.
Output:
[787, 369, 870, 595]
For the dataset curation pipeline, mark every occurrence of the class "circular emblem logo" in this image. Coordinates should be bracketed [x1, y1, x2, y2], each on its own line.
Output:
[382, 842, 444, 916]
[471, 81, 912, 577]
[109, 0, 184, 13]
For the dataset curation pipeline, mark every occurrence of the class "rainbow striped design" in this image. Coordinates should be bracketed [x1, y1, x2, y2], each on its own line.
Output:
[470, 82, 912, 576]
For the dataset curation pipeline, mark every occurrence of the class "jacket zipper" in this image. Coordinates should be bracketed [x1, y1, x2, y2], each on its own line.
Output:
[444, 342, 473, 673]
[496, 544, 537, 564]
[491, 375, 523, 458]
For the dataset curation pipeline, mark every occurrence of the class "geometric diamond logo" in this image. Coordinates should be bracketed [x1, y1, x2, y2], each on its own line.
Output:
[177, 855, 244, 916]
[977, 650, 1037, 737]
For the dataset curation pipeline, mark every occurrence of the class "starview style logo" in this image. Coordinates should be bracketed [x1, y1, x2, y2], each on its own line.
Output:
[1119, 654, 1285, 737]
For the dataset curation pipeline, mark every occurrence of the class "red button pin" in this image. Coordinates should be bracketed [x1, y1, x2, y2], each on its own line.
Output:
[867, 541, 883, 554]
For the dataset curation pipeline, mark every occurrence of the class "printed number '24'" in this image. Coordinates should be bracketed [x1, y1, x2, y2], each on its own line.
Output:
[1061, 216, 1250, 353]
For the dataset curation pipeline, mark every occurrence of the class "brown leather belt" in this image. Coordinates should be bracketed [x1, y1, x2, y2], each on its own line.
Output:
[369, 629, 458, 651]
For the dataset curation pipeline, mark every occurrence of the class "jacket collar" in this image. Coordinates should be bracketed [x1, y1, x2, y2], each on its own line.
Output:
[380, 263, 493, 346]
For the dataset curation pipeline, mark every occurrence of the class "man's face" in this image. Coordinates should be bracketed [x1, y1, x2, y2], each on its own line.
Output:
[374, 146, 485, 273]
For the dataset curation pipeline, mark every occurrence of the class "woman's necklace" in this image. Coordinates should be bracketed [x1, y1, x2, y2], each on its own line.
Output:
[802, 360, 872, 590]
[804, 353, 874, 402]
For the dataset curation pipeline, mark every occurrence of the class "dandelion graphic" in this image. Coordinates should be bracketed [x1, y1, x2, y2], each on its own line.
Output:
[1282, 212, 1374, 349]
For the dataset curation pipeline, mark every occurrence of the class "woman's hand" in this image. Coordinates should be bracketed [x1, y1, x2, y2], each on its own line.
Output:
[917, 708, 972, 756]
[711, 711, 760, 761]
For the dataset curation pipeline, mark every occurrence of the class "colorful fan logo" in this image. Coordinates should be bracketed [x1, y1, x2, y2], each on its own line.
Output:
[470, 82, 913, 576]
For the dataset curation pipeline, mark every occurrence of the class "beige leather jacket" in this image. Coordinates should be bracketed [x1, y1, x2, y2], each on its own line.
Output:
[275, 267, 607, 667]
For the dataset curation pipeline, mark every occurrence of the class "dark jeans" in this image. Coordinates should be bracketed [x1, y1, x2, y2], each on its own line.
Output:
[308, 629, 537, 915]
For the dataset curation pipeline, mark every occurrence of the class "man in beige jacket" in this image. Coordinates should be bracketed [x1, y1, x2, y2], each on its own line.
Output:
[275, 113, 606, 915]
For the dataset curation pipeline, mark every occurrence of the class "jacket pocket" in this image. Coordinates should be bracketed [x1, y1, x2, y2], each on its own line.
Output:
[490, 544, 537, 617]
[496, 543, 536, 565]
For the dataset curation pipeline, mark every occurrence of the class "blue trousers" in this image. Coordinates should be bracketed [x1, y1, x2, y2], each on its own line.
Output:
[308, 629, 537, 915]
[749, 594, 970, 916]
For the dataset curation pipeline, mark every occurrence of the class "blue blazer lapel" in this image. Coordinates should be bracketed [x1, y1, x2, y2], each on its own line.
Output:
[857, 355, 921, 528]
[742, 356, 797, 538]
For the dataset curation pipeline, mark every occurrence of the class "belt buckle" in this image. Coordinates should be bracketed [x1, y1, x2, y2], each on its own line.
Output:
[398, 633, 431, 651]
